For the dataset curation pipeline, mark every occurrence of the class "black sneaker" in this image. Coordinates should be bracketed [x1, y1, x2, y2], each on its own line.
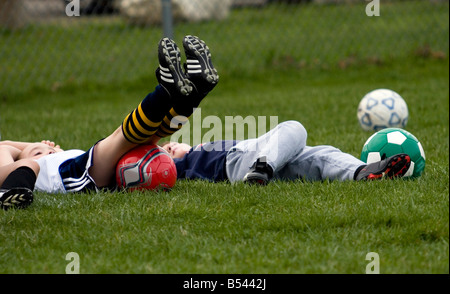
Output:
[243, 157, 274, 186]
[355, 153, 411, 181]
[182, 35, 219, 93]
[156, 37, 193, 97]
[0, 188, 34, 210]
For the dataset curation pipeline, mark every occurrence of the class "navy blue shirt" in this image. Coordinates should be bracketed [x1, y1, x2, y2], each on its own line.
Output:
[174, 141, 238, 182]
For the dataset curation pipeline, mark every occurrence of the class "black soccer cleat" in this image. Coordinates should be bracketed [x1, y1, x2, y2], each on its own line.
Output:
[0, 188, 34, 210]
[243, 157, 274, 186]
[182, 35, 219, 93]
[156, 37, 193, 97]
[355, 153, 411, 181]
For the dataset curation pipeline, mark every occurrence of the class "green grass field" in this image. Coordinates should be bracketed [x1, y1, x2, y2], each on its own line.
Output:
[0, 2, 448, 275]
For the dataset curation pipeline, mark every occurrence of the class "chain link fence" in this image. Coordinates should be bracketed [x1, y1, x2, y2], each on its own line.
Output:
[0, 0, 448, 94]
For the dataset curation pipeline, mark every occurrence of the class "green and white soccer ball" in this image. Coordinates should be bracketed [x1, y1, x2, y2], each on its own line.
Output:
[361, 128, 425, 178]
[357, 89, 409, 131]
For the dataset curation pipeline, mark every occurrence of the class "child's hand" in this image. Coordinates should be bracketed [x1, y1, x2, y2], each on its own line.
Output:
[41, 140, 61, 149]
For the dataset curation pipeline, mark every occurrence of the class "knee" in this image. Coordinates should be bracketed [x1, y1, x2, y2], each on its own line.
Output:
[280, 120, 307, 141]
[16, 159, 40, 176]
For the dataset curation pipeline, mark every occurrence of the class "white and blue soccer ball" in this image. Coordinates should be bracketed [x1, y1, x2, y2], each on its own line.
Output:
[357, 89, 409, 131]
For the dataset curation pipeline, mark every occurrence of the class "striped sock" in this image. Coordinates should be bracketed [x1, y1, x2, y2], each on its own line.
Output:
[121, 85, 172, 144]
[154, 85, 210, 138]
[155, 107, 191, 138]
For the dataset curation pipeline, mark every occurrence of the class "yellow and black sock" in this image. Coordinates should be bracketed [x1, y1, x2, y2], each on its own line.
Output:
[121, 85, 172, 144]
[154, 86, 209, 138]
[155, 107, 190, 138]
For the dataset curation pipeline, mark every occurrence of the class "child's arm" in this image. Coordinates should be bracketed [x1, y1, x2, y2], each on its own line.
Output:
[0, 140, 60, 150]
[0, 140, 33, 151]
[0, 145, 22, 166]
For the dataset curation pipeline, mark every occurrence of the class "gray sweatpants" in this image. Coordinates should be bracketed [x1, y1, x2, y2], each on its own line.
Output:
[225, 121, 365, 183]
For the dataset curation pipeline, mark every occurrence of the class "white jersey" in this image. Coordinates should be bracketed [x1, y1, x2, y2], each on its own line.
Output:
[35, 149, 85, 193]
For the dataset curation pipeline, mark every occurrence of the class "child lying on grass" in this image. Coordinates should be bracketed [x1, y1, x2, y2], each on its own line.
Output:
[0, 35, 410, 210]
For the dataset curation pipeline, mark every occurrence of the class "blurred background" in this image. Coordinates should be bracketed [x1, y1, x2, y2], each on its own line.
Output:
[0, 0, 448, 95]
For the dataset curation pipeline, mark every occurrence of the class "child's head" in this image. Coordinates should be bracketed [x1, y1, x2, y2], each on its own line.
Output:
[160, 142, 191, 159]
[18, 143, 64, 160]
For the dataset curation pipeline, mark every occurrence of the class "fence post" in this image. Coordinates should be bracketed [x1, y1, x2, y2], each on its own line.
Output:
[161, 0, 174, 39]
[0, 0, 28, 29]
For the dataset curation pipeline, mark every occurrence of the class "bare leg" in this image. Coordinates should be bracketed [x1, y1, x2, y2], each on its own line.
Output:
[88, 127, 135, 188]
[0, 146, 39, 187]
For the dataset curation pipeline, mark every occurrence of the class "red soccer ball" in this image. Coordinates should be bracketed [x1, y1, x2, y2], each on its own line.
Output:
[116, 145, 177, 191]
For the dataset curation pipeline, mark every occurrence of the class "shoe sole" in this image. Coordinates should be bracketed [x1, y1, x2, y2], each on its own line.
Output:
[243, 173, 269, 186]
[158, 38, 193, 96]
[367, 154, 411, 180]
[0, 188, 34, 210]
[183, 35, 219, 84]
[244, 178, 268, 186]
